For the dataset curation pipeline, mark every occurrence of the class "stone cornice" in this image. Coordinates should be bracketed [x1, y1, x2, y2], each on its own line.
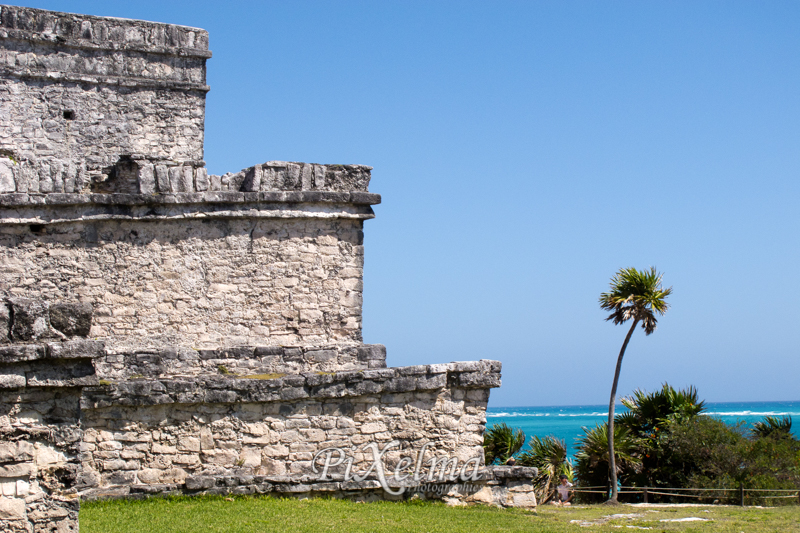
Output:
[80, 360, 503, 409]
[0, 5, 210, 57]
[0, 191, 381, 225]
[0, 67, 210, 92]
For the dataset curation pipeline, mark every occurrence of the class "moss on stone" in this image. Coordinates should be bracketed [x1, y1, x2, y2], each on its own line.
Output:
[242, 373, 286, 380]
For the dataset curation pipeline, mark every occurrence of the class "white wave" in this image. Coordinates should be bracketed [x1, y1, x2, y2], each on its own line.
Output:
[487, 411, 609, 418]
[704, 411, 798, 417]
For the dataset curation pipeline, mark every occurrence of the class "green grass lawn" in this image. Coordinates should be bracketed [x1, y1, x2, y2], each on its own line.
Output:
[80, 496, 800, 533]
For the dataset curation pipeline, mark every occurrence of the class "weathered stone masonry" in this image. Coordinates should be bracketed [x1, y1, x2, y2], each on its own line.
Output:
[0, 5, 536, 531]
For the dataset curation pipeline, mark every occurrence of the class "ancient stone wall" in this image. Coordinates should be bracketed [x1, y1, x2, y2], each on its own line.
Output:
[0, 6, 537, 531]
[78, 361, 499, 495]
[0, 304, 103, 532]
[0, 4, 210, 196]
[0, 214, 369, 352]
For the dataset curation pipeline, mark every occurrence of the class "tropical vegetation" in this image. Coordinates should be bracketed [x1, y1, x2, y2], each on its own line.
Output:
[516, 435, 573, 503]
[482, 422, 525, 465]
[599, 267, 672, 502]
[571, 384, 800, 504]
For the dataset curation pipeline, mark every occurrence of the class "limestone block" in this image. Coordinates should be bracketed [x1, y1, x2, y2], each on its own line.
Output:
[0, 345, 45, 365]
[181, 166, 194, 192]
[301, 164, 313, 189]
[155, 165, 170, 192]
[0, 158, 15, 192]
[1, 480, 14, 496]
[360, 422, 388, 434]
[35, 444, 67, 468]
[137, 467, 185, 485]
[168, 167, 182, 192]
[255, 458, 286, 476]
[51, 160, 64, 192]
[0, 463, 32, 477]
[0, 496, 26, 520]
[7, 298, 50, 341]
[135, 468, 161, 484]
[138, 164, 156, 194]
[177, 437, 200, 452]
[199, 428, 214, 451]
[0, 371, 25, 390]
[195, 168, 209, 191]
[242, 165, 261, 192]
[64, 162, 77, 193]
[286, 163, 301, 189]
[238, 448, 261, 468]
[49, 303, 93, 337]
[357, 344, 386, 362]
[15, 480, 29, 496]
[185, 475, 215, 490]
[511, 491, 537, 508]
[38, 161, 53, 193]
[305, 349, 336, 363]
[0, 443, 34, 465]
[313, 165, 326, 188]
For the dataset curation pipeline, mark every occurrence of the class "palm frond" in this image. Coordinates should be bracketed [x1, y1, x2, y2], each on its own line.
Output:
[599, 267, 672, 335]
[483, 423, 526, 465]
[517, 435, 571, 503]
[751, 416, 793, 440]
[574, 423, 642, 473]
[618, 383, 706, 436]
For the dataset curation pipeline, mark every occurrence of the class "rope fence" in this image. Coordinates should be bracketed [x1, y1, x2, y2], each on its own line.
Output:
[568, 484, 800, 506]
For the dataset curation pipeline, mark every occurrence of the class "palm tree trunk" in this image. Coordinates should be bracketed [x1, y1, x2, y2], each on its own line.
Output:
[607, 318, 638, 504]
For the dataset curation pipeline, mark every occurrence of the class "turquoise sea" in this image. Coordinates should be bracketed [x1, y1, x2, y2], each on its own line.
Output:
[487, 401, 800, 458]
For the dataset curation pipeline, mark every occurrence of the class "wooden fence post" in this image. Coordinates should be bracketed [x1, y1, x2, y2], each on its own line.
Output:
[739, 482, 744, 507]
[643, 487, 648, 503]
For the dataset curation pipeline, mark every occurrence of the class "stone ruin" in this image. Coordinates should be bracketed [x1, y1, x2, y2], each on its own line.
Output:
[0, 5, 536, 531]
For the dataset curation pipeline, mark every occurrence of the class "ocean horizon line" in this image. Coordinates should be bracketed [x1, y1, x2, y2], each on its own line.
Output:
[487, 400, 800, 419]
[488, 399, 800, 410]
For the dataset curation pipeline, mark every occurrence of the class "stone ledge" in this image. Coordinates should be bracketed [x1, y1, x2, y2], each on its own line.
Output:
[0, 191, 381, 207]
[0, 67, 211, 92]
[0, 341, 105, 364]
[98, 343, 388, 381]
[0, 28, 212, 58]
[80, 360, 502, 409]
[79, 465, 537, 508]
[0, 5, 210, 55]
[0, 191, 381, 225]
[0, 358, 97, 389]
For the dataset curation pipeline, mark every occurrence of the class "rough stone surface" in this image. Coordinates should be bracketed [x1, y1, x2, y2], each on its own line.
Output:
[96, 344, 386, 381]
[0, 218, 367, 352]
[7, 298, 50, 341]
[0, 7, 535, 533]
[0, 5, 208, 195]
[0, 301, 8, 343]
[49, 303, 93, 338]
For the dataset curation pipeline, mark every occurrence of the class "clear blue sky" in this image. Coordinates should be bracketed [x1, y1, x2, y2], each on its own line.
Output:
[29, 1, 800, 406]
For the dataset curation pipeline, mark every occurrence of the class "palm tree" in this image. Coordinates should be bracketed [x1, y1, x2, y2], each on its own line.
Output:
[574, 423, 642, 501]
[618, 384, 706, 435]
[483, 423, 526, 465]
[751, 416, 793, 440]
[517, 435, 573, 503]
[599, 267, 672, 503]
[616, 384, 705, 489]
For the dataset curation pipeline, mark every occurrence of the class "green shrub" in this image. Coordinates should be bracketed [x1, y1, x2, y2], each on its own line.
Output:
[483, 423, 525, 465]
